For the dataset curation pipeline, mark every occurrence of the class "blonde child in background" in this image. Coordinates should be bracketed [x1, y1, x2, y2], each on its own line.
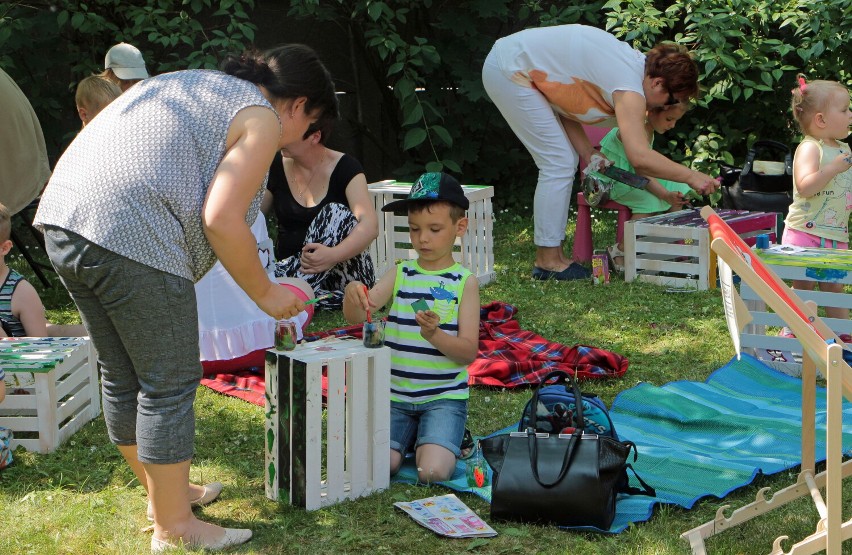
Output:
[0, 203, 86, 337]
[601, 102, 702, 271]
[343, 172, 480, 484]
[780, 76, 852, 339]
[75, 75, 121, 127]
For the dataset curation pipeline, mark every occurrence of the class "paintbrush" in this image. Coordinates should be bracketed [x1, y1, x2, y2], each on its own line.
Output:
[303, 293, 333, 306]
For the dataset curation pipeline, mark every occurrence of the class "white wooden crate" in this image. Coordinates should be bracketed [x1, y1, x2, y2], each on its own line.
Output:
[739, 247, 852, 376]
[625, 209, 777, 291]
[1, 338, 100, 454]
[368, 180, 495, 285]
[265, 338, 390, 510]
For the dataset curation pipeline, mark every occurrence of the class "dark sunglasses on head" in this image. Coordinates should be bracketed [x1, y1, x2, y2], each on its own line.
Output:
[664, 91, 680, 106]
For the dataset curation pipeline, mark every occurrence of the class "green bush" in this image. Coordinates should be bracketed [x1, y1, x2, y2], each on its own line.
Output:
[4, 1, 851, 209]
[0, 0, 256, 158]
[288, 0, 852, 208]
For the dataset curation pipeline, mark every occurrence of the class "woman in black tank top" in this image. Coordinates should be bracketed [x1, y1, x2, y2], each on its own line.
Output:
[262, 117, 378, 309]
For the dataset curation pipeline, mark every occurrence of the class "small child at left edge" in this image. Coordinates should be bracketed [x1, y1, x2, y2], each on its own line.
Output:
[0, 202, 48, 337]
[343, 172, 480, 483]
[0, 202, 87, 337]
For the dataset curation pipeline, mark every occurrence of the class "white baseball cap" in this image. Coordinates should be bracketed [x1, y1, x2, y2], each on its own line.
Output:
[104, 43, 149, 80]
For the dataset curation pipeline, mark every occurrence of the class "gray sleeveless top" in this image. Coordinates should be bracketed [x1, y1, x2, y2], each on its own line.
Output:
[35, 70, 276, 281]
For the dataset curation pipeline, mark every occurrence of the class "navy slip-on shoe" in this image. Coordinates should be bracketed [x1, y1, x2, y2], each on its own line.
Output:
[531, 262, 591, 281]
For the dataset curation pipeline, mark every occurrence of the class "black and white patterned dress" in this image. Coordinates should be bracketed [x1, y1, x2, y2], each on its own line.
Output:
[267, 153, 375, 309]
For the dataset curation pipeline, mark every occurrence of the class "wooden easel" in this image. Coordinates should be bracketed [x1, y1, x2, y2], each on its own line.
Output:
[681, 207, 852, 555]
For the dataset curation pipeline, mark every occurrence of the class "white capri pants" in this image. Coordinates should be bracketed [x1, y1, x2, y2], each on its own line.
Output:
[482, 47, 579, 248]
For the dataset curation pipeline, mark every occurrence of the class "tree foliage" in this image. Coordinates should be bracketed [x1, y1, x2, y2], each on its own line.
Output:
[288, 0, 852, 208]
[0, 0, 256, 160]
[4, 1, 852, 208]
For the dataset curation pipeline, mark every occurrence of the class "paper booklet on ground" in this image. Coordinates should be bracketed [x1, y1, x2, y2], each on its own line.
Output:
[393, 493, 497, 538]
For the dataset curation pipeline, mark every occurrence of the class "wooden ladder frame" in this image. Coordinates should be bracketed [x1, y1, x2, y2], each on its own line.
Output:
[681, 207, 852, 555]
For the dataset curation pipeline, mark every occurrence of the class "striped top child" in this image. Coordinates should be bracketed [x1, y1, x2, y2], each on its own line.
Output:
[0, 269, 27, 337]
[384, 260, 472, 403]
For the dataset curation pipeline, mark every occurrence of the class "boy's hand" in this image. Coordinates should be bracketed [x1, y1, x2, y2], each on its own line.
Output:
[343, 281, 371, 324]
[344, 281, 369, 312]
[415, 309, 441, 340]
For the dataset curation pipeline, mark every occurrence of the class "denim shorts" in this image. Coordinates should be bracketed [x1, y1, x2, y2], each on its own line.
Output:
[390, 398, 468, 458]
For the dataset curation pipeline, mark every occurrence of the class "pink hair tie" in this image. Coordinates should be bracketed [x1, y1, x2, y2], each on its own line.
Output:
[798, 76, 807, 92]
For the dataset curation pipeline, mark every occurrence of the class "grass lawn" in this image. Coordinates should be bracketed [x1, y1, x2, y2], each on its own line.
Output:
[2, 207, 850, 554]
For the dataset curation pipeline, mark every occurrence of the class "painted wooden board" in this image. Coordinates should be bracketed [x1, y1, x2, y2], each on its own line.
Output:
[0, 338, 99, 453]
[265, 339, 391, 510]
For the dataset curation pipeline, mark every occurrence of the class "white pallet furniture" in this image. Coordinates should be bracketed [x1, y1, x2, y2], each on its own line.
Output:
[1, 337, 100, 454]
[624, 209, 777, 290]
[264, 338, 391, 510]
[740, 246, 852, 376]
[368, 180, 495, 285]
[681, 207, 852, 555]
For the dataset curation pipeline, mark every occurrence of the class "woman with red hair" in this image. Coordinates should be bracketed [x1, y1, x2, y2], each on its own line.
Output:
[483, 25, 717, 281]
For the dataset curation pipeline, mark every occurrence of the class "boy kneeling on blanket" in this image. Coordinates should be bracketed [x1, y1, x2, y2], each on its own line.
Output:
[344, 172, 480, 483]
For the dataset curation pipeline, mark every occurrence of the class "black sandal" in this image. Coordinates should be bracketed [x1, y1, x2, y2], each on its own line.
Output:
[459, 428, 475, 460]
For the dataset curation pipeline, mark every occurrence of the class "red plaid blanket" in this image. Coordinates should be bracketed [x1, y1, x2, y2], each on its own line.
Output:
[470, 302, 628, 387]
[199, 302, 627, 405]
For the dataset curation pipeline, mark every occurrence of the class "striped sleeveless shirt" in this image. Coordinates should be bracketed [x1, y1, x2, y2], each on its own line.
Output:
[385, 260, 471, 404]
[0, 269, 27, 337]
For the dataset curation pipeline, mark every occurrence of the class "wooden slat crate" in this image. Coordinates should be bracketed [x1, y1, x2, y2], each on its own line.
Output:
[265, 338, 391, 510]
[0, 337, 100, 454]
[368, 180, 495, 285]
[740, 246, 852, 376]
[624, 209, 777, 290]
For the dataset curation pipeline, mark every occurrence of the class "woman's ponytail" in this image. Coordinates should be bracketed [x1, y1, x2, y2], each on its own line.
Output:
[222, 44, 338, 124]
[221, 50, 275, 88]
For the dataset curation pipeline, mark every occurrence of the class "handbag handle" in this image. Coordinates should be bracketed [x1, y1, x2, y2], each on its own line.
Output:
[527, 428, 582, 488]
[527, 370, 586, 432]
[742, 140, 793, 176]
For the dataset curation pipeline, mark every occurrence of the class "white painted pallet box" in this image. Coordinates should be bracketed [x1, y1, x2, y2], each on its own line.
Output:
[739, 246, 852, 376]
[625, 209, 777, 291]
[265, 338, 391, 510]
[1, 337, 100, 454]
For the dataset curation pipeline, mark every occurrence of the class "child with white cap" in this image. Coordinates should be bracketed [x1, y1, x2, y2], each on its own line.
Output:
[101, 42, 149, 92]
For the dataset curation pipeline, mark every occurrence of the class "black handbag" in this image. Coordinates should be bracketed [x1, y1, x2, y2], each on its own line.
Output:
[481, 371, 654, 529]
[720, 140, 793, 217]
[739, 140, 793, 193]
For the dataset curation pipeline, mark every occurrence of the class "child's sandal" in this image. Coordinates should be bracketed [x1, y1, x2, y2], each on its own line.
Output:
[459, 428, 475, 460]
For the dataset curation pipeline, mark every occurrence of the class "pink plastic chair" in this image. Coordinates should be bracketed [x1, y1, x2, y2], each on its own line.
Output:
[572, 125, 632, 263]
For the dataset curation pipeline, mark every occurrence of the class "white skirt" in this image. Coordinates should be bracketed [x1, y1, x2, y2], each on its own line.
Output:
[195, 214, 276, 361]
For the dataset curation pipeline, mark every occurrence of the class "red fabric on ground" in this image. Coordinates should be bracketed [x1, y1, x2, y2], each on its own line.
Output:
[198, 302, 628, 405]
[201, 350, 266, 375]
[469, 302, 628, 387]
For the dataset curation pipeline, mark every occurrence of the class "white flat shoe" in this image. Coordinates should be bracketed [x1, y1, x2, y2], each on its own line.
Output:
[147, 482, 225, 521]
[151, 528, 252, 553]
